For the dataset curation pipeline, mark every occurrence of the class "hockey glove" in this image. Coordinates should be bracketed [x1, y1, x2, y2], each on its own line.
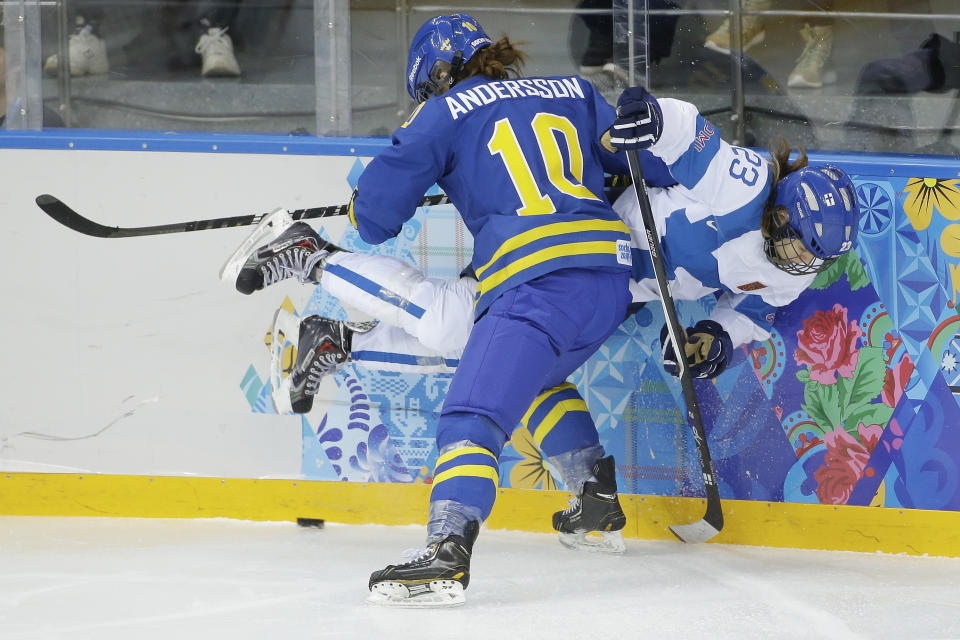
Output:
[660, 319, 733, 380]
[606, 86, 664, 150]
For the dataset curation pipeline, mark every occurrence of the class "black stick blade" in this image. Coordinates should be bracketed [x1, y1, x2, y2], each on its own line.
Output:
[36, 194, 120, 238]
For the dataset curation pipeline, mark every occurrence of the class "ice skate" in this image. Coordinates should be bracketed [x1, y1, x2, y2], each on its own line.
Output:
[220, 209, 344, 294]
[269, 309, 375, 414]
[552, 455, 627, 554]
[368, 521, 479, 608]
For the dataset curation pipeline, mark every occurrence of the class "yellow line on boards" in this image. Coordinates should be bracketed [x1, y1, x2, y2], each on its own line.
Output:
[1, 473, 958, 557]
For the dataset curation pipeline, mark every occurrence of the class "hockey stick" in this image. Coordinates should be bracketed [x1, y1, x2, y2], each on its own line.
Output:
[625, 150, 724, 543]
[34, 193, 453, 239]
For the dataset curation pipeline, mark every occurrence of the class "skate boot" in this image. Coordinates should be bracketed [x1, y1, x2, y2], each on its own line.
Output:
[269, 309, 376, 414]
[368, 521, 479, 608]
[552, 455, 627, 554]
[220, 207, 344, 294]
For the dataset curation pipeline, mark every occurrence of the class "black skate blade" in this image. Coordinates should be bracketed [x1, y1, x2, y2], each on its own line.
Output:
[669, 519, 721, 544]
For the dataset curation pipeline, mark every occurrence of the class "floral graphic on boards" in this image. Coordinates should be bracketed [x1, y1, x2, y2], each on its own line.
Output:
[814, 423, 884, 505]
[902, 177, 960, 230]
[507, 427, 560, 491]
[795, 304, 864, 386]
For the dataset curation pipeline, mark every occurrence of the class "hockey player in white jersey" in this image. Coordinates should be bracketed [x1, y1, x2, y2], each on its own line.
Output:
[605, 86, 859, 378]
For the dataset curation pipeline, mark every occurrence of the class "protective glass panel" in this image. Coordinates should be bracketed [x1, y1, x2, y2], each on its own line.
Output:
[613, 0, 960, 155]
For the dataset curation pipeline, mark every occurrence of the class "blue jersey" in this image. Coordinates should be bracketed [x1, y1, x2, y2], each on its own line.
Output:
[350, 74, 673, 317]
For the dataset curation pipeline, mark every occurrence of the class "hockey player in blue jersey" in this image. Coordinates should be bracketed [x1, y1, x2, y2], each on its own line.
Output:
[223, 18, 859, 608]
[223, 13, 667, 607]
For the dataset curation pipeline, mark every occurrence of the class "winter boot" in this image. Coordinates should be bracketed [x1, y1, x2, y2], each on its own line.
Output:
[552, 455, 627, 554]
[788, 24, 836, 88]
[368, 520, 480, 607]
[704, 0, 769, 54]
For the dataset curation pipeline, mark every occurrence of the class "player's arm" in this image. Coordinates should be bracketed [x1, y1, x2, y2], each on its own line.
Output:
[587, 81, 676, 188]
[349, 106, 449, 245]
[658, 291, 774, 381]
[606, 88, 769, 211]
[709, 291, 778, 348]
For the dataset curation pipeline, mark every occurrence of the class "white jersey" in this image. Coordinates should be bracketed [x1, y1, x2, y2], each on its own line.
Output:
[618, 98, 816, 347]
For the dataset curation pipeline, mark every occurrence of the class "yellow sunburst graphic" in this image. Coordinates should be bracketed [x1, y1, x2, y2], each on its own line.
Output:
[902, 177, 960, 230]
[508, 427, 559, 491]
[264, 297, 299, 378]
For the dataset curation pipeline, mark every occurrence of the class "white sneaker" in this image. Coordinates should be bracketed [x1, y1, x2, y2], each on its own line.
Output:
[787, 24, 837, 89]
[195, 27, 241, 77]
[44, 24, 109, 77]
[704, 0, 769, 54]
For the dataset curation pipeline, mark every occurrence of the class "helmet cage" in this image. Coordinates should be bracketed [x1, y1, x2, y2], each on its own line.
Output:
[766, 163, 859, 276]
[763, 216, 835, 276]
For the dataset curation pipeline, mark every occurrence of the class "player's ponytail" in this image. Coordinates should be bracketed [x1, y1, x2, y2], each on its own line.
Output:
[458, 37, 527, 82]
[761, 138, 809, 238]
[768, 137, 808, 185]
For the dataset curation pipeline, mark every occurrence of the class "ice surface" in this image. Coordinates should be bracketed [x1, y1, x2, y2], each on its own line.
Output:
[1, 516, 958, 639]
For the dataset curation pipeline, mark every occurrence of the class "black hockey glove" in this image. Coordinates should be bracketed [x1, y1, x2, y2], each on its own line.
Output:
[660, 319, 733, 380]
[606, 86, 664, 150]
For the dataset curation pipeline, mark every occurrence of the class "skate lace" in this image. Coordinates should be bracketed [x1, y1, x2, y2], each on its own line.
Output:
[304, 361, 333, 396]
[560, 496, 581, 516]
[260, 246, 325, 287]
[195, 27, 231, 55]
[303, 336, 346, 396]
[400, 547, 432, 565]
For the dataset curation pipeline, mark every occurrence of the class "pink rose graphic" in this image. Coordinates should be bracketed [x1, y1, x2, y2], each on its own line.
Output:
[814, 423, 883, 505]
[795, 304, 864, 385]
[881, 353, 915, 408]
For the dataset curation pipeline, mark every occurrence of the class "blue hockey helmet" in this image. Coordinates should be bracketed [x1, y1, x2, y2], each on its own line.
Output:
[764, 164, 860, 275]
[406, 14, 493, 103]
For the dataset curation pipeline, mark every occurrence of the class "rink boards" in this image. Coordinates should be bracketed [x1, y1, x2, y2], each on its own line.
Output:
[2, 129, 960, 557]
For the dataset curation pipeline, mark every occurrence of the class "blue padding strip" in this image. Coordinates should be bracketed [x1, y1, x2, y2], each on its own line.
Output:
[352, 350, 459, 368]
[0, 128, 390, 156]
[324, 263, 426, 319]
[1, 128, 957, 179]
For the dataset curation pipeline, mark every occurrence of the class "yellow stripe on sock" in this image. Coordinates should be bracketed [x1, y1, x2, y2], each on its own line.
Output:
[432, 465, 499, 487]
[531, 399, 590, 447]
[520, 382, 577, 428]
[435, 446, 498, 468]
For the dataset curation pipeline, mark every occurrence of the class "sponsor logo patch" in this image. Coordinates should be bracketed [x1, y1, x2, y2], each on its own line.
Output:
[737, 281, 767, 291]
[617, 239, 632, 266]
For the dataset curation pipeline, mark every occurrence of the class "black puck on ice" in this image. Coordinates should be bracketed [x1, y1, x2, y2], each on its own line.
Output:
[296, 518, 325, 528]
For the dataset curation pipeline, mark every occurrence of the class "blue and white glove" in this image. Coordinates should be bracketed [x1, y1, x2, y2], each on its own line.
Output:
[660, 320, 733, 380]
[606, 86, 664, 150]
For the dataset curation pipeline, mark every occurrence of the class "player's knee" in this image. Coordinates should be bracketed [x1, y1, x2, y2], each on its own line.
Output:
[436, 412, 508, 457]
